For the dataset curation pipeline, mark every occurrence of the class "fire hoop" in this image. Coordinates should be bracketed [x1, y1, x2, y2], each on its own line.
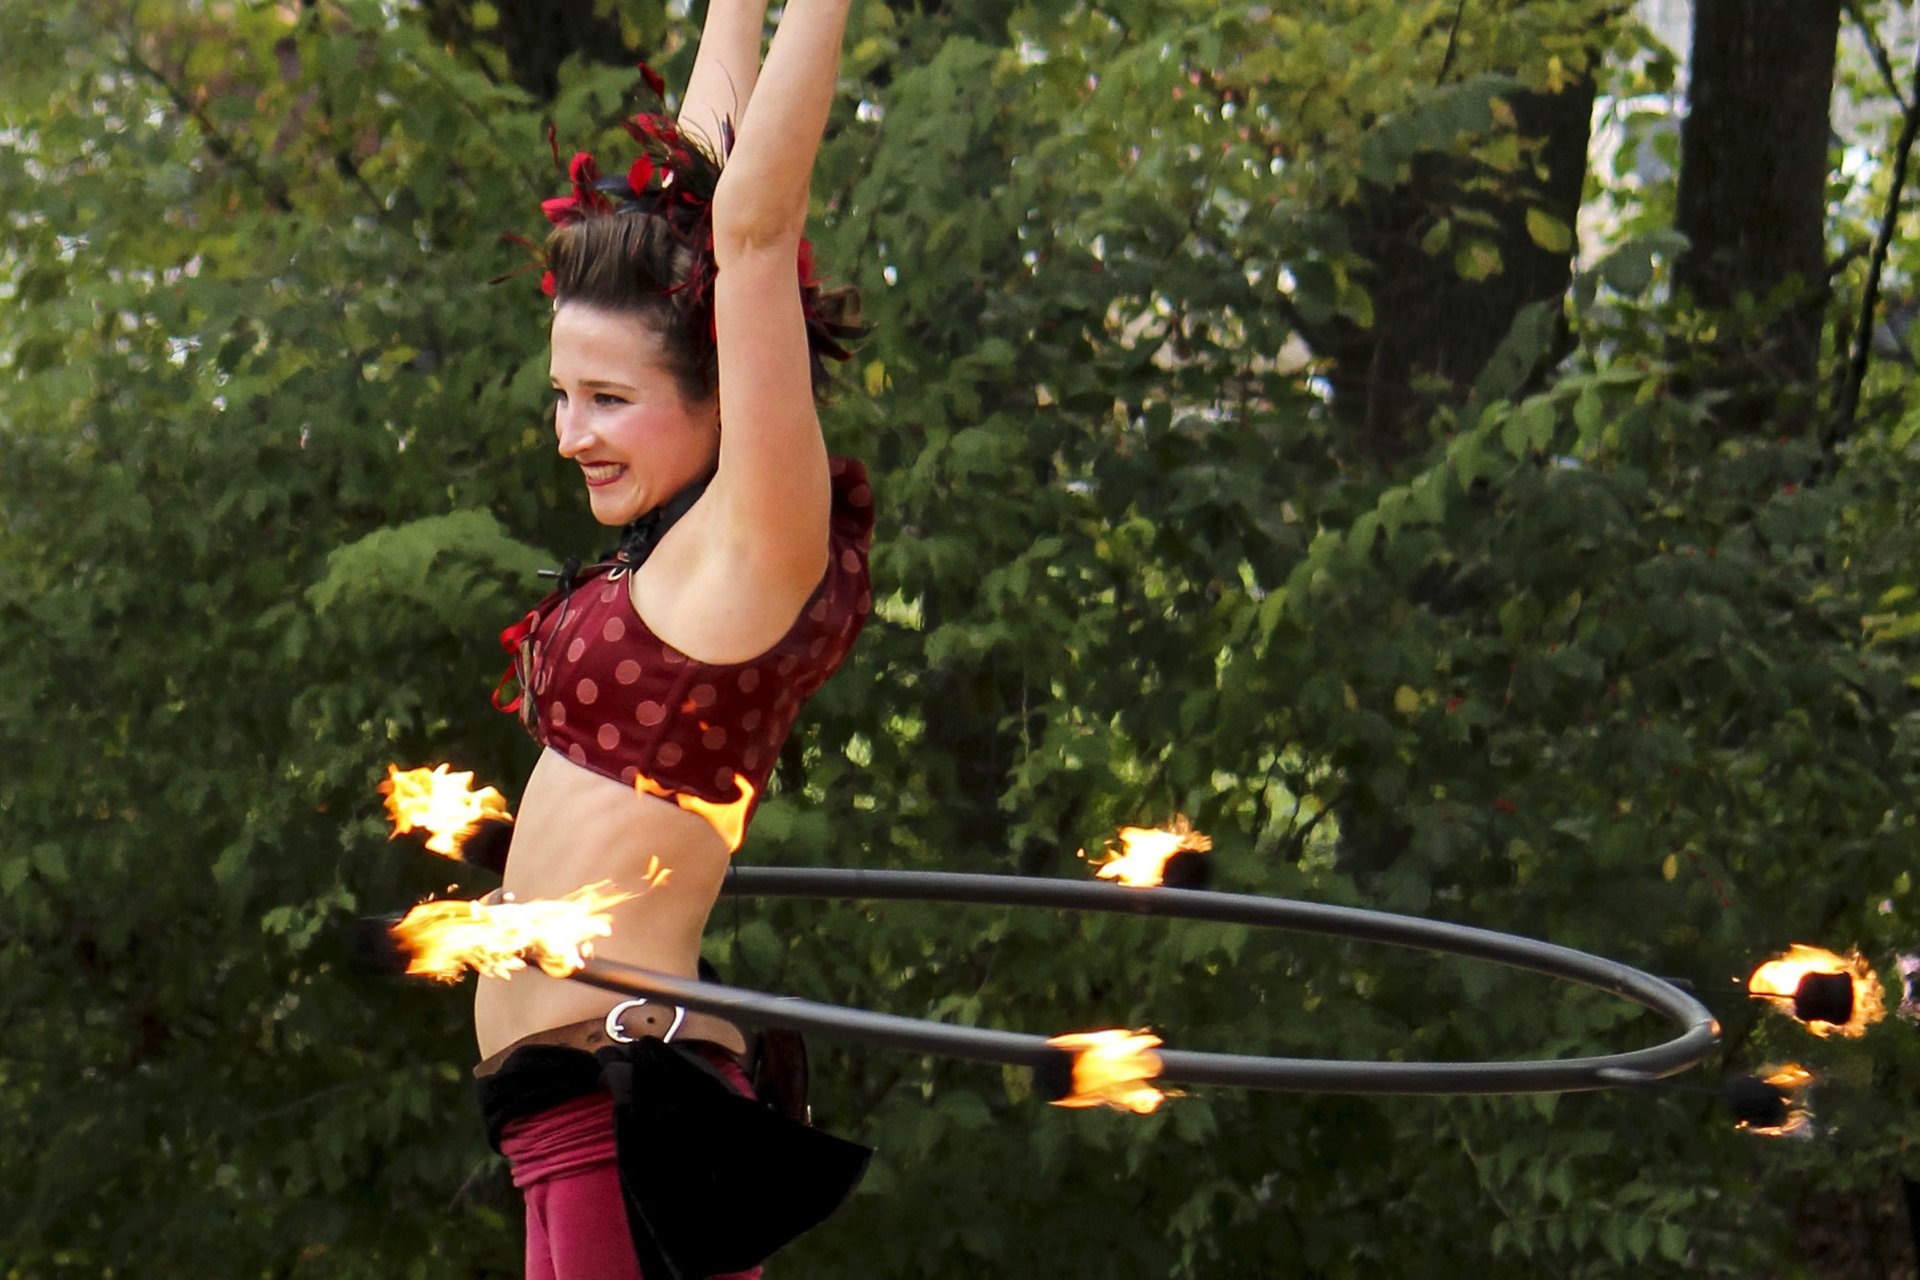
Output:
[564, 867, 1717, 1096]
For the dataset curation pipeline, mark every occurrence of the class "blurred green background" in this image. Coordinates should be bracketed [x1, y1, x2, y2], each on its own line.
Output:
[6, 0, 1920, 1274]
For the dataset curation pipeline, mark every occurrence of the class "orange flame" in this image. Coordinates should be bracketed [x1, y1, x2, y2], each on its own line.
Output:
[1739, 1063, 1816, 1139]
[1762, 1063, 1814, 1090]
[1046, 1029, 1168, 1114]
[636, 771, 755, 854]
[390, 871, 661, 981]
[1747, 943, 1886, 1038]
[380, 763, 512, 857]
[1084, 818, 1212, 888]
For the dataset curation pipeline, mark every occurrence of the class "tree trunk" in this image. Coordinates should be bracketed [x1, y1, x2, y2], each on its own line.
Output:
[418, 0, 633, 102]
[1306, 79, 1596, 471]
[1674, 0, 1841, 390]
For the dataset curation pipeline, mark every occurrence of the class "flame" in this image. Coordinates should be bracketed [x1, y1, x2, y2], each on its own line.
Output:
[636, 771, 755, 854]
[1745, 1112, 1814, 1139]
[390, 871, 661, 981]
[1747, 943, 1886, 1038]
[1046, 1029, 1168, 1114]
[1762, 1063, 1814, 1091]
[1085, 818, 1212, 888]
[1739, 1063, 1816, 1139]
[380, 763, 512, 857]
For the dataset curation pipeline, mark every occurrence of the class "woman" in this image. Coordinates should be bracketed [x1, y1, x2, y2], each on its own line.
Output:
[474, 1, 872, 1275]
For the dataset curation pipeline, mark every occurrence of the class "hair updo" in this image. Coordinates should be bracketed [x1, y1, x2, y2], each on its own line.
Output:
[543, 206, 865, 408]
[545, 212, 714, 406]
[528, 73, 864, 405]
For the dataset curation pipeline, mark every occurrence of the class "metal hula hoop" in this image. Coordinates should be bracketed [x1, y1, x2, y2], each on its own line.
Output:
[566, 867, 1719, 1096]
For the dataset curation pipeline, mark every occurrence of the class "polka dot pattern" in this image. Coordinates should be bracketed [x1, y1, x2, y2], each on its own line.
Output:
[507, 456, 876, 822]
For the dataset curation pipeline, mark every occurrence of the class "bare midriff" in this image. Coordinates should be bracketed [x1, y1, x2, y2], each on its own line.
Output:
[472, 746, 731, 1060]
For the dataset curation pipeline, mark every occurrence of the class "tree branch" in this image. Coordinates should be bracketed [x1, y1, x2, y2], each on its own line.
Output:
[1843, 0, 1911, 113]
[115, 38, 296, 214]
[1277, 783, 1349, 864]
[1831, 41, 1920, 444]
[1436, 0, 1470, 86]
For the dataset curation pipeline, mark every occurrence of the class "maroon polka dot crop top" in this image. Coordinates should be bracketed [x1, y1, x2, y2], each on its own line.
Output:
[496, 457, 874, 829]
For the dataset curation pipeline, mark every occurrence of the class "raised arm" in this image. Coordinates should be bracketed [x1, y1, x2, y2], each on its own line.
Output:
[679, 0, 771, 155]
[698, 0, 853, 587]
[709, 0, 849, 249]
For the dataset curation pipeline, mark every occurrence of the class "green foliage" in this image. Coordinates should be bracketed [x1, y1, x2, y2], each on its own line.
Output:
[4, 0, 1920, 1276]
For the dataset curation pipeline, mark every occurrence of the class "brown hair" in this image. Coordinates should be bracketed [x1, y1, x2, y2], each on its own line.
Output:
[544, 208, 865, 406]
[545, 211, 712, 405]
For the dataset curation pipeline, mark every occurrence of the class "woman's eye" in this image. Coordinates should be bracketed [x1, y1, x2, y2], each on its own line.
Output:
[594, 393, 627, 407]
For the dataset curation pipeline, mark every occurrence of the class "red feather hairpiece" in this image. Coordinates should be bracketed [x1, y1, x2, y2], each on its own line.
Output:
[500, 64, 861, 381]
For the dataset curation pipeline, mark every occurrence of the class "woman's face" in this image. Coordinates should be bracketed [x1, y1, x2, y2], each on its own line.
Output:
[548, 303, 719, 527]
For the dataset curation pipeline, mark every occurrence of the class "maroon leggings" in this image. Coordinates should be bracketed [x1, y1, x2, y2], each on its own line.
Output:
[500, 1047, 765, 1280]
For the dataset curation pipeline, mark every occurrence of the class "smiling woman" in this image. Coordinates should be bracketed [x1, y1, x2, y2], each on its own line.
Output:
[548, 307, 720, 529]
[471, 4, 875, 1275]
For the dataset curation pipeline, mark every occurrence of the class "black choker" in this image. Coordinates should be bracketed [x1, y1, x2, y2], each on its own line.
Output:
[537, 473, 715, 601]
[611, 471, 714, 568]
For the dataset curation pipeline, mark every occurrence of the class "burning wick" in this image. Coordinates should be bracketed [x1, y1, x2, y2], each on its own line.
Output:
[1746, 943, 1886, 1038]
[1724, 1063, 1815, 1138]
[1040, 1029, 1169, 1114]
[636, 771, 756, 854]
[381, 763, 513, 860]
[1083, 818, 1213, 889]
[388, 873, 658, 981]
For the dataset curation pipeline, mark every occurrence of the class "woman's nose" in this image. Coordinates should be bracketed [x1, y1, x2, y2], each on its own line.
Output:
[554, 401, 594, 456]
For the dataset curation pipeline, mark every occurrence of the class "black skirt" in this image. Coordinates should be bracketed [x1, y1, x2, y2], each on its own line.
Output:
[478, 1039, 871, 1279]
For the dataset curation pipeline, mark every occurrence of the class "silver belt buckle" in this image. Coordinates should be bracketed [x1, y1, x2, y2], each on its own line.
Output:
[604, 997, 686, 1045]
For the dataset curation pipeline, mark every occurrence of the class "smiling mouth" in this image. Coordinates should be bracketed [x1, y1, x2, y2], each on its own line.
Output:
[581, 463, 627, 487]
